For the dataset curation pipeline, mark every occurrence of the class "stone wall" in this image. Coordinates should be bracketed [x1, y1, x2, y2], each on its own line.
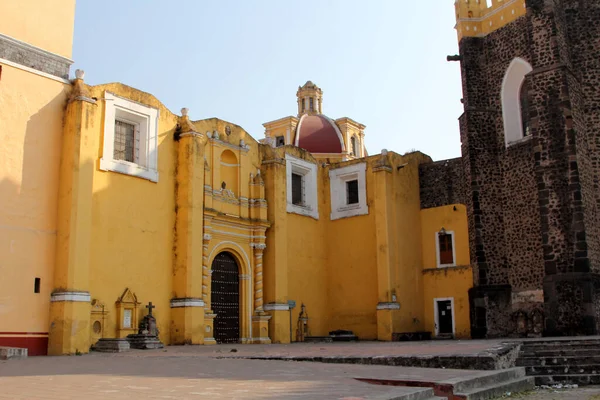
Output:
[419, 158, 466, 209]
[459, 0, 600, 337]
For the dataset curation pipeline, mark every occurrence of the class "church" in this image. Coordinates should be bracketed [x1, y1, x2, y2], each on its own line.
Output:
[0, 0, 598, 356]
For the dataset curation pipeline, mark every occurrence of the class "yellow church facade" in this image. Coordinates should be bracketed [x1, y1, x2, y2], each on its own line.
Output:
[0, 0, 473, 356]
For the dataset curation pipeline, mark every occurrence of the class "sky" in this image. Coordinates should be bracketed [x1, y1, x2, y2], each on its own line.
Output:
[72, 0, 464, 161]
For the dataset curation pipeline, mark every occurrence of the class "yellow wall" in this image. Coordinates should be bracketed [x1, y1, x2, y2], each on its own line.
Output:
[455, 0, 527, 41]
[0, 0, 76, 58]
[421, 204, 472, 338]
[0, 63, 70, 352]
[85, 84, 178, 345]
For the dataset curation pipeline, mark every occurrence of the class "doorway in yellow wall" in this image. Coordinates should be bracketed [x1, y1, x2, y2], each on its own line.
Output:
[211, 252, 240, 343]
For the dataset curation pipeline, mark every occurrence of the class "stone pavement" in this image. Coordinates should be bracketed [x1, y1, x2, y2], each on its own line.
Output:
[506, 386, 600, 399]
[0, 341, 511, 400]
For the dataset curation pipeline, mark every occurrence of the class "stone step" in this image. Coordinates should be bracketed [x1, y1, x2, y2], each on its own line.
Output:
[521, 343, 600, 351]
[522, 339, 600, 347]
[516, 355, 600, 367]
[0, 346, 27, 360]
[519, 348, 599, 357]
[525, 364, 600, 376]
[534, 374, 600, 386]
[453, 376, 535, 400]
[450, 368, 526, 393]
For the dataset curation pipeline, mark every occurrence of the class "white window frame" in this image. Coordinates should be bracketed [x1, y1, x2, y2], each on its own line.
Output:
[501, 57, 533, 147]
[435, 230, 456, 268]
[285, 154, 318, 219]
[329, 163, 368, 220]
[100, 92, 159, 182]
[433, 297, 456, 337]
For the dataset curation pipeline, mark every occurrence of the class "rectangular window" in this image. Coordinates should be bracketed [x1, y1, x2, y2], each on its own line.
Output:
[438, 233, 454, 265]
[113, 120, 138, 163]
[309, 97, 314, 111]
[302, 98, 306, 112]
[346, 179, 359, 205]
[276, 136, 285, 147]
[34, 277, 40, 294]
[291, 173, 304, 205]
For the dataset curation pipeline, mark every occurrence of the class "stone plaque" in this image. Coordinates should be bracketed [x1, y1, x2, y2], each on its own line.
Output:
[123, 309, 132, 328]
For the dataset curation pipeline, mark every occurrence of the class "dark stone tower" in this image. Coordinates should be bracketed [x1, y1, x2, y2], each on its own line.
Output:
[456, 0, 600, 337]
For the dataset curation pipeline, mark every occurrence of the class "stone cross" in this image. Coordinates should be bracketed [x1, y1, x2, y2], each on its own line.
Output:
[146, 302, 155, 316]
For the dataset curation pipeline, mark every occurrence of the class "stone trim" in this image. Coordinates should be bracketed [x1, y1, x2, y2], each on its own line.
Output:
[376, 302, 400, 310]
[0, 57, 71, 84]
[170, 298, 205, 308]
[263, 303, 290, 311]
[0, 33, 73, 79]
[50, 291, 91, 302]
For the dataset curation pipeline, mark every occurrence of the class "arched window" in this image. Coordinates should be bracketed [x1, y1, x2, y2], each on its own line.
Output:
[350, 136, 359, 157]
[501, 58, 533, 146]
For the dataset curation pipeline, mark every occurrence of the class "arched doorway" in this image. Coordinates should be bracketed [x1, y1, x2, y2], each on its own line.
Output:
[211, 252, 240, 343]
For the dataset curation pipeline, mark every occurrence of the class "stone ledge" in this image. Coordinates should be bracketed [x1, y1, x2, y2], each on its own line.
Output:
[0, 346, 27, 360]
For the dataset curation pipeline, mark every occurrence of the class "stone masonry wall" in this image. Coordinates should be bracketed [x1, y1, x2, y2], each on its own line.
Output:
[419, 158, 466, 209]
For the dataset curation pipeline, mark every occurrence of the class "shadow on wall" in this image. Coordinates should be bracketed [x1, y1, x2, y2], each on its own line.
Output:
[0, 91, 68, 355]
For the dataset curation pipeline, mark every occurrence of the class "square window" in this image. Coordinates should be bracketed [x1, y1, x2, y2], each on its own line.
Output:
[292, 173, 304, 205]
[346, 179, 359, 205]
[286, 154, 318, 219]
[276, 136, 285, 147]
[100, 92, 159, 182]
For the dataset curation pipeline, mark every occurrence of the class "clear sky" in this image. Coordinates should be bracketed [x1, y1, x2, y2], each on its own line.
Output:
[72, 0, 463, 161]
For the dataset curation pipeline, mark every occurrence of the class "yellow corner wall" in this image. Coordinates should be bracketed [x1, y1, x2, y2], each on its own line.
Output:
[455, 0, 527, 40]
[86, 84, 178, 345]
[0, 63, 70, 351]
[0, 0, 76, 58]
[421, 204, 472, 338]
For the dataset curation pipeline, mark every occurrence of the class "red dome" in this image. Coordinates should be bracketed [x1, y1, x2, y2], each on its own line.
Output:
[295, 115, 344, 154]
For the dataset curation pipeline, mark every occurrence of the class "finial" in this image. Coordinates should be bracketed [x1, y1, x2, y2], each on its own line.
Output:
[257, 169, 261, 176]
[240, 139, 246, 147]
[181, 108, 189, 117]
[381, 149, 388, 156]
[75, 69, 85, 80]
[213, 130, 219, 139]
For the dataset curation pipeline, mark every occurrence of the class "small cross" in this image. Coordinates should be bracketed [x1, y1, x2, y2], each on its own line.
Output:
[146, 302, 155, 316]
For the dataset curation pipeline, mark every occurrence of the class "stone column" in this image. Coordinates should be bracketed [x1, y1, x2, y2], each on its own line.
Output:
[48, 71, 96, 356]
[253, 244, 266, 312]
[202, 232, 216, 345]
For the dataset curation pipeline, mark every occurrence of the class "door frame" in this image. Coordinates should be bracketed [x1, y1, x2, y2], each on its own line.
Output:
[433, 297, 456, 337]
[211, 251, 241, 344]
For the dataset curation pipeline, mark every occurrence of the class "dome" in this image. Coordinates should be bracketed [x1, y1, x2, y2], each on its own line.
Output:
[295, 114, 345, 154]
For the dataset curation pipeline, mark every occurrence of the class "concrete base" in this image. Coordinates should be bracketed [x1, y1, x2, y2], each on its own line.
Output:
[0, 346, 27, 360]
[92, 338, 131, 353]
[126, 334, 164, 349]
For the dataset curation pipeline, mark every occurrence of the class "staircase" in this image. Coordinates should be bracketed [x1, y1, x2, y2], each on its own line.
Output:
[517, 339, 600, 386]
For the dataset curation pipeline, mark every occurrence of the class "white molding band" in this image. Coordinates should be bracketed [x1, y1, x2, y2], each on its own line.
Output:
[170, 298, 205, 308]
[263, 303, 290, 311]
[376, 302, 400, 310]
[50, 291, 91, 303]
[0, 57, 71, 84]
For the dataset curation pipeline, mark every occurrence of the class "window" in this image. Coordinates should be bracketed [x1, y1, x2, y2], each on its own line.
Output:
[501, 58, 533, 146]
[309, 97, 314, 111]
[292, 173, 304, 205]
[329, 163, 368, 220]
[520, 81, 531, 137]
[114, 120, 138, 163]
[276, 135, 285, 147]
[302, 98, 306, 112]
[286, 154, 318, 219]
[100, 92, 159, 182]
[346, 179, 359, 205]
[351, 136, 359, 157]
[34, 278, 40, 294]
[436, 231, 456, 267]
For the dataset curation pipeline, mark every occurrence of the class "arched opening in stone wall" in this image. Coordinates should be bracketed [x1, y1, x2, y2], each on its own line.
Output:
[501, 57, 533, 146]
[220, 150, 239, 196]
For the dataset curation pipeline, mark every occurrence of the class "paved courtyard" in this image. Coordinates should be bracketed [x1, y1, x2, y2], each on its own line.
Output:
[0, 341, 599, 399]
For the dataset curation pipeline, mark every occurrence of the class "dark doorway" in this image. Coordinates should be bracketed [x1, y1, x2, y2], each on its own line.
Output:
[211, 252, 240, 344]
[436, 300, 453, 336]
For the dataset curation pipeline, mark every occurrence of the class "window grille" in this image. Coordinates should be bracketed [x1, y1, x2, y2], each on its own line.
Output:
[346, 180, 359, 205]
[276, 136, 285, 147]
[292, 173, 304, 205]
[113, 120, 138, 163]
[438, 233, 454, 265]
